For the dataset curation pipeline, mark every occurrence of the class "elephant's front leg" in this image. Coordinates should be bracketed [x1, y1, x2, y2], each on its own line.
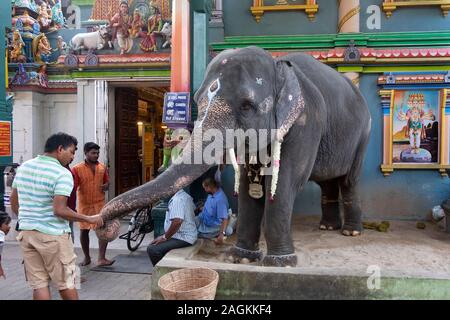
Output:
[261, 178, 298, 267]
[228, 165, 265, 262]
[261, 142, 317, 267]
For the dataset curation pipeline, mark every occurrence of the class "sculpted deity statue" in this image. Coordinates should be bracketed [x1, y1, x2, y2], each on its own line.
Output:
[139, 3, 162, 52]
[10, 30, 27, 63]
[13, 9, 41, 34]
[32, 33, 53, 63]
[56, 35, 68, 55]
[51, 0, 65, 29]
[37, 2, 52, 31]
[110, 0, 133, 54]
[130, 9, 144, 38]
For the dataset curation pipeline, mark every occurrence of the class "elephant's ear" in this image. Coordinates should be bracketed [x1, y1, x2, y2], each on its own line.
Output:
[269, 60, 306, 201]
[274, 60, 305, 141]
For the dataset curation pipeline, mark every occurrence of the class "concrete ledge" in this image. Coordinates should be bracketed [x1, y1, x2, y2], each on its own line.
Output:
[7, 213, 450, 299]
[151, 238, 450, 300]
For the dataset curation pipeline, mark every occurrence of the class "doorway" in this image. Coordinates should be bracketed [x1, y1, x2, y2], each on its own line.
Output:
[114, 86, 168, 195]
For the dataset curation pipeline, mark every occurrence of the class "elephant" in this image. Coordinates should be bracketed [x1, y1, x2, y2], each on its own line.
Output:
[99, 46, 371, 267]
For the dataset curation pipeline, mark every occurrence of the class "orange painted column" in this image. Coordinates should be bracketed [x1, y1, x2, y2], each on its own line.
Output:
[171, 0, 191, 92]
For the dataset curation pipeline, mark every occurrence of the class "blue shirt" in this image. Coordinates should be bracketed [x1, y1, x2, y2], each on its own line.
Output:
[199, 188, 229, 227]
[164, 189, 197, 245]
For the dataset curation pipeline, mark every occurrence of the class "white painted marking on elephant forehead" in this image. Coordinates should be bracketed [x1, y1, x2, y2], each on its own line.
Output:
[259, 96, 273, 113]
[196, 78, 221, 128]
[256, 78, 263, 85]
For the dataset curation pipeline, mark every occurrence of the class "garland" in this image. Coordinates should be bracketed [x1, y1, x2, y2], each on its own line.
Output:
[270, 139, 282, 201]
[228, 148, 240, 195]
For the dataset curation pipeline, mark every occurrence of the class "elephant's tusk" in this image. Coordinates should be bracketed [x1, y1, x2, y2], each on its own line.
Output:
[228, 148, 240, 195]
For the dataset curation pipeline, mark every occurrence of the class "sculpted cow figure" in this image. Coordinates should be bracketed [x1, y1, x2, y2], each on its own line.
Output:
[160, 22, 172, 49]
[70, 25, 111, 53]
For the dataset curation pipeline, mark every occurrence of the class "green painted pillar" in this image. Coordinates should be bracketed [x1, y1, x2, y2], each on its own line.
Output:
[189, 0, 213, 203]
[190, 0, 212, 121]
[0, 2, 13, 211]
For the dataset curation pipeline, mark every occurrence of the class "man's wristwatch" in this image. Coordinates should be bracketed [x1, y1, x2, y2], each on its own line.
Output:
[222, 231, 226, 236]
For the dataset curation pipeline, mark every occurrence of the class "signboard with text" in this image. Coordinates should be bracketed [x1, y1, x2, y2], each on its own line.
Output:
[0, 121, 11, 157]
[162, 92, 191, 125]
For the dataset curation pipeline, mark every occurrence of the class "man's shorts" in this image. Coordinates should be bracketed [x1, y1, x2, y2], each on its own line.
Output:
[17, 230, 77, 290]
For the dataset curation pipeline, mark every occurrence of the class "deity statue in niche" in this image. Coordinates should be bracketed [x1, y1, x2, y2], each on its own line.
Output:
[397, 93, 435, 154]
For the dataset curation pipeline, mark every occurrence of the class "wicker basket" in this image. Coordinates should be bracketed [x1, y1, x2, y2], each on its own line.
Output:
[158, 267, 219, 300]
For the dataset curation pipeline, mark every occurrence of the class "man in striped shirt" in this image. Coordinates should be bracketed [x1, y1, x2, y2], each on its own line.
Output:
[10, 132, 104, 300]
[147, 188, 198, 266]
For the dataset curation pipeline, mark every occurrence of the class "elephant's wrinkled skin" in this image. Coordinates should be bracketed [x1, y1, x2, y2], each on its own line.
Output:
[99, 47, 371, 267]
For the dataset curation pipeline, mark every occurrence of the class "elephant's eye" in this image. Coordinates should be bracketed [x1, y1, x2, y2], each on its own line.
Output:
[241, 101, 254, 111]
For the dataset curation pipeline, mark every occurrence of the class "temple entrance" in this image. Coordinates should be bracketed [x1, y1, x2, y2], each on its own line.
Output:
[114, 86, 168, 195]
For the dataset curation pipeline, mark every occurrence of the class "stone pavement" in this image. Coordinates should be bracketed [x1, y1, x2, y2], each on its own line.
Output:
[0, 221, 154, 300]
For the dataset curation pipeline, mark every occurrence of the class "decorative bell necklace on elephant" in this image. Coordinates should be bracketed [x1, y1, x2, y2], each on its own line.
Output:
[247, 164, 264, 199]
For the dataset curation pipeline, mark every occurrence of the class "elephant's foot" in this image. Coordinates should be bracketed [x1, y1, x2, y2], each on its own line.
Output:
[262, 254, 297, 267]
[342, 229, 361, 236]
[319, 219, 342, 231]
[342, 222, 363, 237]
[226, 245, 263, 263]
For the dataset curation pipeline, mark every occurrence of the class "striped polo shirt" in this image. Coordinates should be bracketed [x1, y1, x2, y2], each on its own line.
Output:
[12, 155, 74, 236]
[164, 189, 198, 245]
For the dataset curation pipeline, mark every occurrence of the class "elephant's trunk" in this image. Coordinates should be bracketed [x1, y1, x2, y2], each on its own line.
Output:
[100, 95, 236, 221]
[100, 137, 213, 221]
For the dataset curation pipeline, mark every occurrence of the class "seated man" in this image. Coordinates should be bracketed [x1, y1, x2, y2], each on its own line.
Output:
[147, 188, 197, 266]
[196, 177, 234, 245]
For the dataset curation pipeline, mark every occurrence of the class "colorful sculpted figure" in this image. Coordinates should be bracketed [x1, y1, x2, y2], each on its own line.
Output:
[160, 21, 172, 49]
[157, 128, 188, 173]
[51, 0, 65, 29]
[10, 30, 27, 63]
[38, 2, 52, 31]
[397, 93, 435, 153]
[130, 9, 144, 38]
[110, 0, 133, 54]
[33, 33, 52, 63]
[37, 64, 49, 87]
[159, 129, 174, 171]
[11, 63, 30, 85]
[14, 0, 34, 9]
[13, 10, 41, 34]
[56, 35, 67, 55]
[139, 4, 162, 52]
[16, 0, 39, 11]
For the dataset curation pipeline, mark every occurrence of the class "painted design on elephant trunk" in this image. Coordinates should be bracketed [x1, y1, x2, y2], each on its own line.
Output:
[197, 78, 221, 128]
